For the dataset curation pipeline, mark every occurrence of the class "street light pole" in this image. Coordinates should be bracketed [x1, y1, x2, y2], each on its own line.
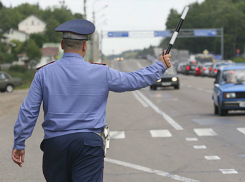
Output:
[84, 0, 86, 19]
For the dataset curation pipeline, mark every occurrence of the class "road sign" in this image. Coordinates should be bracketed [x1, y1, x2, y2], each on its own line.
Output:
[154, 31, 171, 37]
[107, 31, 129, 37]
[194, 29, 217, 37]
[213, 54, 222, 60]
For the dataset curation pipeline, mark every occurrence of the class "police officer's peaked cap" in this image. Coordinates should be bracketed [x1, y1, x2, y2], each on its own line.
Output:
[55, 19, 95, 40]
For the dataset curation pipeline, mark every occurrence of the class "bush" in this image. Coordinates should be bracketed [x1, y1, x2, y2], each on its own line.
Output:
[9, 65, 27, 73]
[232, 57, 245, 63]
[7, 69, 36, 90]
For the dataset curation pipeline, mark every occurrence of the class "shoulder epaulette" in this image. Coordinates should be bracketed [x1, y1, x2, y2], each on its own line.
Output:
[36, 61, 55, 70]
[90, 62, 107, 66]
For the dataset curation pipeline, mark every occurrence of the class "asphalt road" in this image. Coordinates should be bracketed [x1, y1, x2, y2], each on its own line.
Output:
[1, 58, 245, 182]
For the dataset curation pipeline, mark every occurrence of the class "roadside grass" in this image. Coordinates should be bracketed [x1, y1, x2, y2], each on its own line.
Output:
[7, 70, 36, 90]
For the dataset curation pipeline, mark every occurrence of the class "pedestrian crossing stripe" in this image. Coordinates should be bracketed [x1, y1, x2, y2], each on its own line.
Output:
[110, 131, 125, 139]
[150, 130, 172, 138]
[194, 128, 217, 136]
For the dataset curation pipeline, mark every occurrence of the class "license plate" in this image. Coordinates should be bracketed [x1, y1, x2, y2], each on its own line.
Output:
[162, 82, 171, 86]
[191, 66, 195, 69]
[240, 102, 245, 107]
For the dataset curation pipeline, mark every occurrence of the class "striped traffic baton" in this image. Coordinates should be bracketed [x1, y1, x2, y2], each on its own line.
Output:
[163, 6, 189, 68]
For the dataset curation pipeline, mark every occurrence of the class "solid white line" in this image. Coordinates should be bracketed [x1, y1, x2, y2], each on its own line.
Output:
[111, 60, 115, 69]
[150, 130, 172, 137]
[194, 128, 217, 136]
[136, 62, 144, 69]
[196, 88, 203, 91]
[105, 158, 200, 182]
[132, 91, 149, 107]
[206, 90, 213, 94]
[135, 90, 183, 130]
[110, 131, 125, 139]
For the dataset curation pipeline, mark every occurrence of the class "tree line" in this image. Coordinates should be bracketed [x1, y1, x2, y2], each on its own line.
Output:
[0, 2, 83, 64]
[161, 0, 245, 60]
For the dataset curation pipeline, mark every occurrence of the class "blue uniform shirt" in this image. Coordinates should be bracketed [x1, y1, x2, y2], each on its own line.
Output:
[13, 53, 166, 150]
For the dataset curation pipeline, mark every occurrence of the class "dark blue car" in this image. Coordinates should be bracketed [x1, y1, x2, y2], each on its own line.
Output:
[212, 64, 245, 116]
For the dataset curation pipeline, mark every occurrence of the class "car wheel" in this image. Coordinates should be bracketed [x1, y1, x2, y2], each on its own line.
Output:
[214, 103, 218, 114]
[152, 86, 157, 90]
[174, 85, 179, 89]
[6, 85, 14, 93]
[218, 100, 228, 116]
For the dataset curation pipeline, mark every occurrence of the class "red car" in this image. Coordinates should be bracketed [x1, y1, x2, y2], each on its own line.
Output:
[195, 65, 202, 76]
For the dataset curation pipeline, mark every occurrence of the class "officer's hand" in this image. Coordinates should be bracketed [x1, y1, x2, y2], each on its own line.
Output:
[12, 149, 25, 167]
[158, 50, 171, 69]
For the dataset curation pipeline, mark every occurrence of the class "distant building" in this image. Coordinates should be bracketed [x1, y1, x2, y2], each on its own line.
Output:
[36, 47, 59, 68]
[18, 15, 46, 34]
[42, 43, 63, 60]
[16, 53, 29, 66]
[3, 28, 29, 42]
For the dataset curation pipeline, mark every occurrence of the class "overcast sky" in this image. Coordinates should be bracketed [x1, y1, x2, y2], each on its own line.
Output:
[2, 0, 205, 55]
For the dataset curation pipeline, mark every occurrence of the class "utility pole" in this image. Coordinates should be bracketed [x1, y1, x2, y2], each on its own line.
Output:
[84, 0, 86, 19]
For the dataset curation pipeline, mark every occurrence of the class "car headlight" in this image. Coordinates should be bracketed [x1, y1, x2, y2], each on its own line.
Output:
[172, 77, 178, 82]
[223, 92, 236, 98]
[157, 79, 161, 82]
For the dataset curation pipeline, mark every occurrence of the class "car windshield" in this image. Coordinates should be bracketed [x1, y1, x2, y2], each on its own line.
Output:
[221, 69, 245, 84]
[164, 67, 177, 75]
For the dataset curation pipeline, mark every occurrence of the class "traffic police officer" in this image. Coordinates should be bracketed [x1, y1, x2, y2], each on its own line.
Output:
[12, 19, 171, 182]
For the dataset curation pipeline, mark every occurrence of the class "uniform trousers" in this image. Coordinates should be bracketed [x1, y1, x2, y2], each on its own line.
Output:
[40, 132, 104, 182]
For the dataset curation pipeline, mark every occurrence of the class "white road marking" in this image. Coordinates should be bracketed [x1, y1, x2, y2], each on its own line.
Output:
[135, 90, 183, 130]
[219, 169, 238, 174]
[193, 145, 207, 149]
[206, 90, 213, 94]
[194, 128, 217, 136]
[186, 138, 198, 141]
[237, 128, 245, 135]
[105, 158, 200, 182]
[110, 131, 125, 139]
[111, 60, 115, 69]
[196, 88, 203, 91]
[205, 156, 220, 160]
[150, 130, 172, 137]
[132, 91, 149, 107]
[136, 62, 144, 68]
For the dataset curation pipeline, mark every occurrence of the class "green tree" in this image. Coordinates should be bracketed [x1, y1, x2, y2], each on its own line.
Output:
[30, 33, 48, 48]
[0, 1, 3, 10]
[44, 18, 62, 42]
[162, 0, 245, 59]
[25, 39, 42, 61]
[10, 40, 23, 60]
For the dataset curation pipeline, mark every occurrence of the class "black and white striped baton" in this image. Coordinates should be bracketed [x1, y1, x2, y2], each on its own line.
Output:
[163, 6, 189, 67]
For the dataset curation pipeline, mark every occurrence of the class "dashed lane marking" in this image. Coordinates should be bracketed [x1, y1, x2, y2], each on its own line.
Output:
[186, 138, 198, 141]
[194, 128, 217, 136]
[110, 131, 125, 139]
[219, 169, 238, 174]
[135, 90, 183, 130]
[150, 130, 172, 137]
[205, 156, 220, 160]
[193, 145, 207, 149]
[105, 158, 200, 182]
